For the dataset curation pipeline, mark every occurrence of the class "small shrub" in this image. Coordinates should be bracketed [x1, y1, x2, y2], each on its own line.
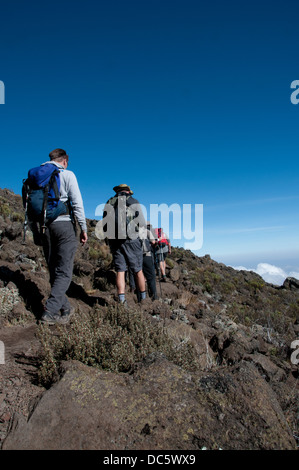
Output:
[190, 267, 204, 286]
[0, 202, 10, 218]
[88, 239, 112, 268]
[88, 247, 101, 260]
[37, 304, 199, 387]
[247, 278, 265, 294]
[11, 211, 25, 223]
[166, 258, 175, 269]
[222, 281, 235, 295]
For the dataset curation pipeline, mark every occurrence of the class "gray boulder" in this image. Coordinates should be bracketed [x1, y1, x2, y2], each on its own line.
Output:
[2, 357, 296, 450]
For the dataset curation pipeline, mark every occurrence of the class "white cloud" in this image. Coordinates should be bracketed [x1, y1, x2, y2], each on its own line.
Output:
[289, 271, 299, 279]
[232, 263, 299, 286]
[255, 264, 287, 285]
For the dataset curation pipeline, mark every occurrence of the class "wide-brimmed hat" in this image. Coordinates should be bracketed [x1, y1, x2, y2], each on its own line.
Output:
[113, 184, 133, 195]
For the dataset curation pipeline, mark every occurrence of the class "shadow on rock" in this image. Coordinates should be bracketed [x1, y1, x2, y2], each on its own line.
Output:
[67, 281, 108, 307]
[0, 265, 45, 319]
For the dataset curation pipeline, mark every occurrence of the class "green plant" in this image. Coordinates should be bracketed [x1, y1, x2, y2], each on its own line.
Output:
[88, 239, 112, 268]
[11, 211, 25, 222]
[268, 347, 278, 357]
[88, 247, 101, 260]
[0, 202, 10, 218]
[37, 304, 199, 387]
[247, 278, 265, 294]
[222, 281, 235, 295]
[166, 258, 175, 269]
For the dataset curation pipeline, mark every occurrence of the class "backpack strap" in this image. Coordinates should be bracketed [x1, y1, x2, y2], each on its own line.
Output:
[48, 169, 61, 200]
[40, 168, 61, 233]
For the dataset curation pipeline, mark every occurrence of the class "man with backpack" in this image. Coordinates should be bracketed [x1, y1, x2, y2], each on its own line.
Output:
[103, 184, 147, 305]
[23, 148, 88, 324]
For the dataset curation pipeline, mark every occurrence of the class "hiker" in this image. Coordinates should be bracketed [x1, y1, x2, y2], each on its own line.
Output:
[154, 227, 171, 282]
[25, 148, 88, 324]
[128, 222, 158, 300]
[103, 184, 147, 305]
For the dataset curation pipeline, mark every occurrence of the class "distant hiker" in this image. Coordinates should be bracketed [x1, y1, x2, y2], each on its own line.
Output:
[128, 222, 158, 300]
[103, 184, 147, 305]
[154, 227, 171, 282]
[23, 148, 88, 324]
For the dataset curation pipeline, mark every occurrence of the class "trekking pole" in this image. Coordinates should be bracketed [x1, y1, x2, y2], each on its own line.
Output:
[158, 268, 162, 297]
[156, 244, 163, 298]
[41, 185, 49, 235]
[160, 242, 165, 279]
[23, 204, 28, 243]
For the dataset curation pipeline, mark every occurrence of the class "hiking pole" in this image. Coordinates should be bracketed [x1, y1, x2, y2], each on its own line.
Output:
[151, 244, 161, 298]
[22, 187, 30, 244]
[160, 242, 165, 279]
[159, 274, 162, 298]
[23, 205, 28, 243]
[41, 184, 49, 235]
[156, 245, 163, 298]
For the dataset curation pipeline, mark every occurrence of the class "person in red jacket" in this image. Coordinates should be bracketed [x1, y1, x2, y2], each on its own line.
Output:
[154, 228, 171, 282]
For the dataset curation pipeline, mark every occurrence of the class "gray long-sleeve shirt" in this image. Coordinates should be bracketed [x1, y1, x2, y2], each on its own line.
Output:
[42, 161, 87, 232]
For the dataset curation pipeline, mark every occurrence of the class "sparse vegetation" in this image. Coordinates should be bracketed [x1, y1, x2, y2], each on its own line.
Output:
[0, 194, 24, 222]
[37, 304, 199, 387]
[247, 278, 265, 294]
[87, 238, 112, 268]
[165, 258, 175, 269]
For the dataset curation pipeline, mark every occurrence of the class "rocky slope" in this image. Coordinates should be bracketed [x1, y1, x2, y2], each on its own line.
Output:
[0, 187, 298, 450]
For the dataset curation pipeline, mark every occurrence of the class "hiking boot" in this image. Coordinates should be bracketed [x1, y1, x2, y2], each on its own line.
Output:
[60, 307, 75, 323]
[160, 275, 167, 282]
[57, 314, 70, 325]
[40, 311, 61, 325]
[59, 306, 75, 325]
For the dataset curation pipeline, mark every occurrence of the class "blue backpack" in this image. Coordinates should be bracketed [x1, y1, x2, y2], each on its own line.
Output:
[22, 163, 68, 238]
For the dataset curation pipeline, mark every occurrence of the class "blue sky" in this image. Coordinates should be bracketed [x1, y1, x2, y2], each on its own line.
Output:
[0, 0, 299, 282]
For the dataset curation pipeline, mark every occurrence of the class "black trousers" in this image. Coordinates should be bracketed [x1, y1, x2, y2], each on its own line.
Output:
[129, 253, 157, 299]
